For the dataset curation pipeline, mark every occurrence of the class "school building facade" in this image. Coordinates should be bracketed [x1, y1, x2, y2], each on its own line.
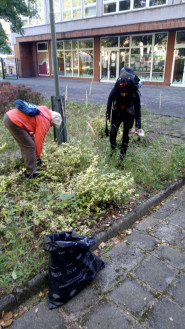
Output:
[12, 0, 185, 86]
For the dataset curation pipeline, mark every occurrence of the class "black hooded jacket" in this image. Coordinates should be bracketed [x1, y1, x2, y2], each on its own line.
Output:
[106, 78, 141, 129]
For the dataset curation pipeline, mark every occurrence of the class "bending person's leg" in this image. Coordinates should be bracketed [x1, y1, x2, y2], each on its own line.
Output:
[4, 114, 37, 176]
[121, 114, 135, 157]
[110, 116, 121, 151]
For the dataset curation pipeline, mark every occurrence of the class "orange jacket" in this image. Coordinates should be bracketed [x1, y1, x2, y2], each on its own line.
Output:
[7, 106, 52, 158]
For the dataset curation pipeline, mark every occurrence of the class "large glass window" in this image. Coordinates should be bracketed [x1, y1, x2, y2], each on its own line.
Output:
[152, 33, 167, 81]
[172, 31, 185, 86]
[79, 50, 93, 77]
[100, 33, 168, 82]
[119, 49, 130, 70]
[37, 42, 49, 75]
[56, 38, 93, 78]
[130, 47, 152, 80]
[101, 37, 118, 48]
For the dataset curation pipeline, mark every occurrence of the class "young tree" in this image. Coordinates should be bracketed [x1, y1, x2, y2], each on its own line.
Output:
[0, 0, 37, 54]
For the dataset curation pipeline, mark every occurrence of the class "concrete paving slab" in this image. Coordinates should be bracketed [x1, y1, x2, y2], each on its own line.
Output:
[108, 241, 145, 271]
[79, 300, 136, 329]
[166, 210, 185, 230]
[107, 277, 154, 317]
[10, 301, 71, 329]
[142, 298, 185, 329]
[152, 244, 185, 269]
[178, 239, 185, 250]
[166, 274, 185, 307]
[150, 223, 185, 245]
[126, 231, 159, 251]
[58, 285, 101, 322]
[152, 207, 176, 219]
[135, 215, 162, 231]
[133, 255, 178, 292]
[93, 263, 126, 293]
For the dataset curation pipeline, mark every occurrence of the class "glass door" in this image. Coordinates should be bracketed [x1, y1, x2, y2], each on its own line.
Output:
[101, 50, 118, 81]
[172, 48, 185, 86]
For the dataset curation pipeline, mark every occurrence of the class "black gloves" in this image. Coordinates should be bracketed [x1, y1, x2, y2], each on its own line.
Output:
[36, 158, 42, 166]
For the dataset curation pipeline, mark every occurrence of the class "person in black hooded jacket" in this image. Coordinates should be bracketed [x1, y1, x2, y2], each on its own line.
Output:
[106, 77, 142, 159]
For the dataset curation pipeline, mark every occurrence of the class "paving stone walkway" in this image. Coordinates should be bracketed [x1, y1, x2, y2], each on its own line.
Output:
[10, 185, 185, 329]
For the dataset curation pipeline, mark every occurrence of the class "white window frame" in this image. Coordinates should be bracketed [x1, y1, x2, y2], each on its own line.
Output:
[103, 0, 167, 15]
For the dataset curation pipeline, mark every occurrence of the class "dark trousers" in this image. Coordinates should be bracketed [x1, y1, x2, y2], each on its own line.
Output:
[110, 111, 134, 154]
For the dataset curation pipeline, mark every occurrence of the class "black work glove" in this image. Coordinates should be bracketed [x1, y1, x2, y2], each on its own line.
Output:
[36, 158, 42, 166]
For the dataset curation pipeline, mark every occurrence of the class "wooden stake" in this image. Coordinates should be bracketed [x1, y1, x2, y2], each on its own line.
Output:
[89, 78, 93, 96]
[65, 85, 68, 101]
[86, 89, 88, 107]
[159, 91, 162, 109]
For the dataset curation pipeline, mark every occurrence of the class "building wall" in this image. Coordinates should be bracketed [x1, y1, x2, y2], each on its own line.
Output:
[12, 1, 185, 85]
[12, 3, 185, 40]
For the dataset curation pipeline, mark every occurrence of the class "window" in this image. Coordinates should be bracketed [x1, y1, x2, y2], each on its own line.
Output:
[62, 0, 96, 20]
[149, 0, 166, 6]
[172, 31, 185, 85]
[101, 37, 118, 48]
[22, 0, 45, 27]
[62, 0, 81, 20]
[130, 33, 167, 81]
[84, 0, 96, 17]
[100, 33, 168, 82]
[37, 42, 49, 75]
[152, 33, 167, 81]
[133, 0, 146, 9]
[103, 0, 167, 13]
[56, 38, 94, 78]
[176, 31, 185, 44]
[53, 0, 61, 21]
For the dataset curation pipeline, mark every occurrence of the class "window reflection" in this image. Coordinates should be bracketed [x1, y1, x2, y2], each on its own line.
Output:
[56, 38, 94, 78]
[173, 48, 185, 85]
[100, 33, 168, 82]
[37, 42, 49, 75]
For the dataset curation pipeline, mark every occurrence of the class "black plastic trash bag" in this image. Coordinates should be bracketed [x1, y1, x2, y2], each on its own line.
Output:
[43, 231, 105, 309]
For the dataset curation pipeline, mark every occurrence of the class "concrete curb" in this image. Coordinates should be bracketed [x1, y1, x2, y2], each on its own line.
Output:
[1, 177, 185, 316]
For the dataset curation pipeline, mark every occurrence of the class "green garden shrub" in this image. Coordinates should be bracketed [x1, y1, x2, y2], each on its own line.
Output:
[0, 82, 43, 114]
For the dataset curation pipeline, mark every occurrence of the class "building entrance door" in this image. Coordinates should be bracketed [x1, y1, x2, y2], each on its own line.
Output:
[101, 50, 118, 81]
[172, 48, 185, 86]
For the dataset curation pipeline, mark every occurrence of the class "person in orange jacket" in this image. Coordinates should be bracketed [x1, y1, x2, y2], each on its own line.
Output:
[4, 105, 62, 178]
